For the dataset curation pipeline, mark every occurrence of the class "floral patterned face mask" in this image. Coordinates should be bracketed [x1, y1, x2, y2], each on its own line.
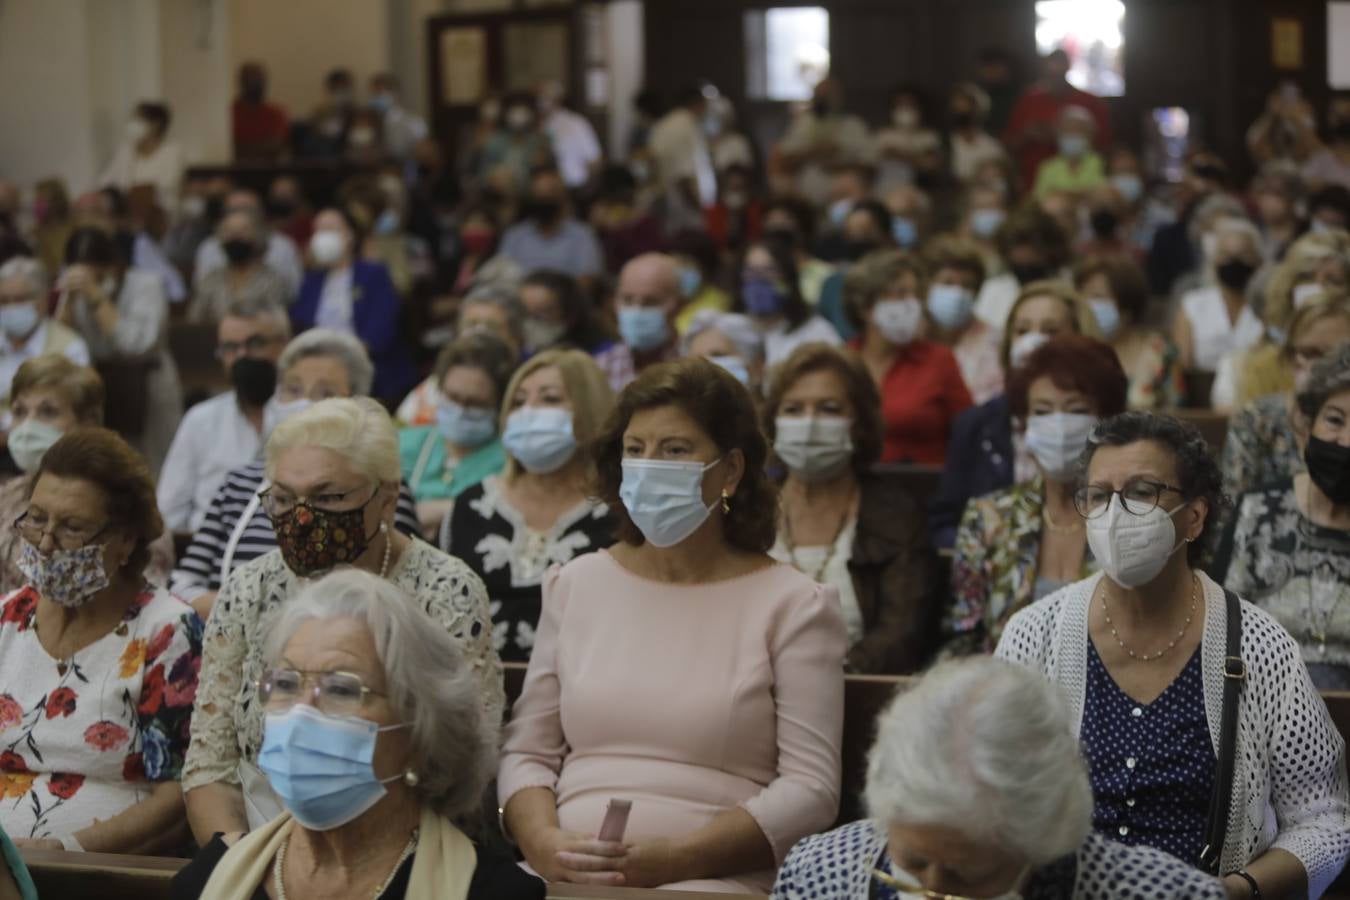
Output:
[17, 541, 111, 608]
[272, 502, 375, 578]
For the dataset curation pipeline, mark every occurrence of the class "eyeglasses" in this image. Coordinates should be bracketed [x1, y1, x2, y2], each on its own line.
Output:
[260, 484, 377, 518]
[257, 668, 385, 716]
[1072, 480, 1186, 519]
[1291, 345, 1329, 368]
[216, 334, 282, 360]
[13, 511, 108, 551]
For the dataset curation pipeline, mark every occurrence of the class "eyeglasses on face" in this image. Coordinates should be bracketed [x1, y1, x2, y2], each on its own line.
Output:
[13, 511, 108, 551]
[216, 334, 282, 360]
[257, 668, 386, 716]
[260, 483, 378, 519]
[1071, 480, 1185, 520]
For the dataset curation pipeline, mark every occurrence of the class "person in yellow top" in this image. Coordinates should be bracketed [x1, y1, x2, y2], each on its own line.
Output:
[671, 229, 732, 334]
[1033, 106, 1106, 199]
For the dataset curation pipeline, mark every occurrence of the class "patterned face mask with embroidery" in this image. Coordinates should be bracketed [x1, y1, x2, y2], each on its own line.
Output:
[17, 541, 110, 608]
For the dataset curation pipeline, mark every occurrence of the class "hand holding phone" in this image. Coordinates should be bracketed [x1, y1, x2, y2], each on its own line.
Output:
[597, 799, 632, 843]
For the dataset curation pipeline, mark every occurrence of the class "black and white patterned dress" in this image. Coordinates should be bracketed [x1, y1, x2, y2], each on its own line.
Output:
[442, 477, 612, 662]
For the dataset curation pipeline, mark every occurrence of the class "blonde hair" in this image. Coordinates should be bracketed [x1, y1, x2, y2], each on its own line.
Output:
[500, 349, 613, 480]
[265, 397, 400, 484]
[999, 279, 1100, 370]
[1263, 231, 1350, 332]
[1236, 292, 1350, 406]
[10, 357, 104, 423]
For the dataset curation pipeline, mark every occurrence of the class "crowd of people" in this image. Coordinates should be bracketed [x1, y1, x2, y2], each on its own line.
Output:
[0, 43, 1349, 900]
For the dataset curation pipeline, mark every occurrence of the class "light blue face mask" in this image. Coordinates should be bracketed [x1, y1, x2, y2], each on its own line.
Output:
[679, 267, 702, 300]
[1110, 173, 1144, 204]
[970, 208, 1006, 239]
[373, 209, 400, 236]
[259, 704, 408, 831]
[0, 302, 40, 340]
[891, 216, 919, 248]
[1058, 133, 1090, 158]
[618, 306, 670, 352]
[437, 400, 497, 449]
[708, 355, 750, 386]
[619, 457, 722, 548]
[502, 406, 577, 473]
[1087, 297, 1122, 340]
[926, 284, 975, 331]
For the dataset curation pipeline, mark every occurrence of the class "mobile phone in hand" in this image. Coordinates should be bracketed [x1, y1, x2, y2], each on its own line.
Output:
[597, 799, 632, 843]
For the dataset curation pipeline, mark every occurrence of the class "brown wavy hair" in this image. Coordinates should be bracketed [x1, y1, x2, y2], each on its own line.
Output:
[590, 357, 778, 552]
[761, 343, 884, 475]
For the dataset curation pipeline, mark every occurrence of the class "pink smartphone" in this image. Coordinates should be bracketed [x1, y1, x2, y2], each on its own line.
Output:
[597, 799, 632, 843]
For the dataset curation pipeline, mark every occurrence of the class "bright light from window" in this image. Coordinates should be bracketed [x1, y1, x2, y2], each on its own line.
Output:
[746, 7, 829, 102]
[1035, 0, 1126, 97]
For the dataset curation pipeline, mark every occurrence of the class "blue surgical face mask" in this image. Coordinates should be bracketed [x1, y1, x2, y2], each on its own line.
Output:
[502, 406, 577, 473]
[1059, 133, 1090, 158]
[1110, 173, 1144, 204]
[970, 208, 1006, 239]
[619, 457, 723, 548]
[618, 306, 670, 352]
[891, 216, 919, 248]
[742, 277, 787, 317]
[437, 400, 497, 449]
[9, 419, 63, 473]
[0, 302, 40, 340]
[679, 266, 702, 299]
[373, 209, 400, 236]
[828, 198, 853, 227]
[259, 704, 408, 831]
[926, 284, 975, 331]
[1087, 297, 1121, 340]
[708, 354, 750, 386]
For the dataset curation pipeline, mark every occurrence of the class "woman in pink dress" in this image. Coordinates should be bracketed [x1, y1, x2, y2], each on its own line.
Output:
[498, 356, 846, 893]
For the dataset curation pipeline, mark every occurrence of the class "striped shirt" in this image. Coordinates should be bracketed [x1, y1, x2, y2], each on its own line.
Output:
[169, 459, 423, 600]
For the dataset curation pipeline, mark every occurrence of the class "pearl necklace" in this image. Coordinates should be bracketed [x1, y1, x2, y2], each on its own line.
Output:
[783, 485, 856, 582]
[274, 828, 418, 900]
[1100, 574, 1198, 662]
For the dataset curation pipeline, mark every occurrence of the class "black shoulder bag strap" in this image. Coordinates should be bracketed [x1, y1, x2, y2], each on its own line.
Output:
[1199, 588, 1245, 875]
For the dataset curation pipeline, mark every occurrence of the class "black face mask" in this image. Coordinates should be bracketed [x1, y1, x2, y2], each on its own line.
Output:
[204, 195, 225, 225]
[1216, 259, 1256, 292]
[267, 199, 295, 219]
[527, 199, 563, 223]
[812, 98, 830, 119]
[842, 240, 879, 263]
[1089, 209, 1120, 239]
[1306, 435, 1350, 504]
[764, 227, 799, 250]
[1010, 262, 1051, 285]
[222, 239, 255, 266]
[230, 356, 277, 407]
[1334, 120, 1350, 142]
[950, 112, 975, 129]
[241, 84, 265, 104]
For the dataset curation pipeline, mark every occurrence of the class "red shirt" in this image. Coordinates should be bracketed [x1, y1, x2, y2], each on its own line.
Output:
[1003, 85, 1112, 189]
[856, 339, 974, 465]
[232, 100, 290, 160]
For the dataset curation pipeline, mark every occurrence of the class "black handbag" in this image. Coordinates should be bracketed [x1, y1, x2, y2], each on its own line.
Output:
[1198, 588, 1246, 875]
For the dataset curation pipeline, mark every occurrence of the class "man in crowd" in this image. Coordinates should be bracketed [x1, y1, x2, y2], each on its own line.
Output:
[613, 252, 683, 372]
[777, 76, 875, 209]
[232, 62, 290, 163]
[369, 72, 429, 165]
[539, 80, 603, 191]
[193, 188, 302, 298]
[648, 83, 718, 231]
[499, 167, 605, 286]
[99, 101, 182, 212]
[0, 257, 89, 406]
[1004, 49, 1112, 189]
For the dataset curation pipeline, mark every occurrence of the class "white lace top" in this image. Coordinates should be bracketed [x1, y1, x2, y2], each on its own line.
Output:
[181, 539, 503, 792]
[996, 571, 1350, 896]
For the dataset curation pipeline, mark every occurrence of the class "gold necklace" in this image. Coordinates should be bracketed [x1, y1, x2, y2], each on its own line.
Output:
[783, 485, 856, 582]
[274, 828, 419, 900]
[1100, 575, 1198, 662]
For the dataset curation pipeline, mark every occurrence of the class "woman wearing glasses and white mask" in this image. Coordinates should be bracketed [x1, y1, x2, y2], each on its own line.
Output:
[764, 343, 939, 674]
[183, 398, 502, 846]
[499, 357, 845, 892]
[441, 349, 613, 663]
[946, 335, 1125, 655]
[772, 657, 1227, 900]
[999, 412, 1350, 900]
[170, 569, 543, 900]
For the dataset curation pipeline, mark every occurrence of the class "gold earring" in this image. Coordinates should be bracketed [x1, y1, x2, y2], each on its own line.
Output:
[721, 490, 731, 514]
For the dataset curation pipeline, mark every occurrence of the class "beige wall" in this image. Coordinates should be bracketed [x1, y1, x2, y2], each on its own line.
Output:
[159, 0, 232, 171]
[228, 0, 391, 120]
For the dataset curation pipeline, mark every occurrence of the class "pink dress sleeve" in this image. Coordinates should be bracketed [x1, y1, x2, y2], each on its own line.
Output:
[739, 582, 847, 864]
[497, 565, 570, 807]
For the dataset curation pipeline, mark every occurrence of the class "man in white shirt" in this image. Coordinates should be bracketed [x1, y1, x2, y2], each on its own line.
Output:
[0, 257, 89, 407]
[648, 84, 718, 231]
[778, 77, 875, 208]
[156, 298, 291, 534]
[368, 73, 429, 164]
[538, 81, 603, 189]
[99, 101, 183, 214]
[194, 189, 303, 298]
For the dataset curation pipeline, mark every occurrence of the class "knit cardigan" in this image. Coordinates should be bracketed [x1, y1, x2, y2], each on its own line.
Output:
[997, 571, 1350, 897]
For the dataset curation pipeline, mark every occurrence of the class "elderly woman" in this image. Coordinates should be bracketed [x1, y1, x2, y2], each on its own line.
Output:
[998, 412, 1350, 898]
[1217, 344, 1350, 689]
[0, 357, 173, 594]
[845, 249, 972, 464]
[930, 280, 1098, 547]
[947, 336, 1126, 654]
[442, 349, 613, 663]
[0, 428, 201, 852]
[169, 570, 543, 900]
[0, 257, 89, 406]
[499, 357, 845, 892]
[1174, 217, 1267, 374]
[57, 227, 181, 474]
[182, 398, 502, 844]
[765, 343, 939, 673]
[1220, 295, 1350, 503]
[1075, 254, 1184, 410]
[188, 209, 291, 325]
[292, 208, 416, 403]
[399, 332, 514, 535]
[921, 236, 1002, 404]
[519, 270, 636, 391]
[682, 309, 766, 393]
[772, 657, 1227, 900]
[170, 331, 423, 617]
[736, 237, 841, 366]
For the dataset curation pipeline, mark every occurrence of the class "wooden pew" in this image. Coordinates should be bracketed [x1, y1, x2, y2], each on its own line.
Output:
[1166, 407, 1230, 455]
[868, 464, 944, 511]
[20, 847, 183, 900]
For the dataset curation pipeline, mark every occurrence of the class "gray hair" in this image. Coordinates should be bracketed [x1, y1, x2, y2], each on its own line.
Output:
[460, 283, 525, 344]
[865, 657, 1092, 867]
[680, 310, 765, 363]
[263, 569, 495, 821]
[222, 296, 292, 339]
[278, 329, 374, 397]
[1298, 342, 1350, 421]
[0, 256, 49, 296]
[265, 397, 400, 484]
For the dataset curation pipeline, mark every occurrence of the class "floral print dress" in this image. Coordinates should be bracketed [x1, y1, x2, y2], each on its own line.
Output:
[0, 586, 202, 841]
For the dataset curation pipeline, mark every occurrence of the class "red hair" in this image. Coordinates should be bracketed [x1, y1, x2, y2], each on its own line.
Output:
[1007, 335, 1127, 421]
